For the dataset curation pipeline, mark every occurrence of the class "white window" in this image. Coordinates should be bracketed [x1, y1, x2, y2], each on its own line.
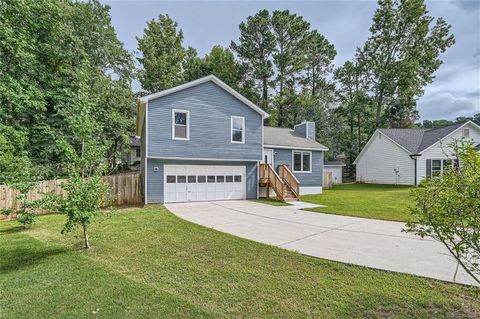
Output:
[463, 128, 470, 138]
[429, 159, 454, 178]
[292, 151, 311, 173]
[231, 116, 245, 143]
[172, 109, 189, 140]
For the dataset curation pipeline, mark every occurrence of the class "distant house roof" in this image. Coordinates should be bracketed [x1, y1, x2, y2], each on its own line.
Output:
[263, 127, 328, 151]
[130, 136, 141, 147]
[378, 122, 469, 154]
[324, 160, 345, 166]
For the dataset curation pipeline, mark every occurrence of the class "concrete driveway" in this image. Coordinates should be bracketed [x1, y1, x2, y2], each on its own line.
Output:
[165, 200, 477, 286]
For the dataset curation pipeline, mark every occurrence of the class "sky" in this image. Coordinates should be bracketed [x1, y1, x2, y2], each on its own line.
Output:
[103, 0, 480, 121]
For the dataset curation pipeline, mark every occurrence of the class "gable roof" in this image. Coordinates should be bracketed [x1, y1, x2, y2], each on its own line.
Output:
[354, 121, 479, 164]
[139, 75, 269, 117]
[136, 75, 269, 135]
[378, 121, 474, 154]
[263, 126, 329, 151]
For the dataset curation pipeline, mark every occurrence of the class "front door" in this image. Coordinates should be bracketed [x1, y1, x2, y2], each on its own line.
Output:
[263, 149, 274, 166]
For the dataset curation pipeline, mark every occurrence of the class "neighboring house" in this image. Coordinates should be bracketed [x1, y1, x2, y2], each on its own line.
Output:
[324, 160, 345, 184]
[354, 121, 480, 186]
[135, 75, 328, 204]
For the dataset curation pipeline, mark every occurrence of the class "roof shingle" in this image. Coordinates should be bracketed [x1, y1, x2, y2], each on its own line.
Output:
[263, 127, 328, 150]
[378, 122, 467, 154]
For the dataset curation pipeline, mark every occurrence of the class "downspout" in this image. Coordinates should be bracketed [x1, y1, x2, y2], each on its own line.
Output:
[409, 154, 421, 186]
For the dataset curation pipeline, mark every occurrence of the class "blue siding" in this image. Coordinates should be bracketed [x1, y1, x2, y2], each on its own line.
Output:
[272, 148, 323, 187]
[294, 122, 316, 140]
[294, 123, 307, 137]
[147, 81, 262, 160]
[146, 159, 258, 203]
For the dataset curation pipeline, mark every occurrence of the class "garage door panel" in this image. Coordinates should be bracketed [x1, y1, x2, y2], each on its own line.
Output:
[164, 165, 246, 203]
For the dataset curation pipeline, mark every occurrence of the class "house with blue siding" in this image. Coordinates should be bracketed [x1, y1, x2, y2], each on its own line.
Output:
[136, 75, 328, 203]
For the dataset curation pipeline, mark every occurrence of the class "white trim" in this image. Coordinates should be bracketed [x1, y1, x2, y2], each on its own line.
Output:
[144, 101, 149, 205]
[139, 75, 269, 118]
[420, 121, 480, 154]
[300, 186, 322, 195]
[292, 150, 312, 173]
[262, 148, 274, 167]
[144, 157, 148, 205]
[145, 101, 149, 157]
[146, 156, 259, 162]
[172, 109, 190, 140]
[263, 144, 328, 151]
[231, 116, 245, 144]
[256, 160, 260, 199]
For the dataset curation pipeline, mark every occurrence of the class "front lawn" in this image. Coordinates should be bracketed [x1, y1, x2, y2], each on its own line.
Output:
[1, 206, 478, 318]
[301, 183, 413, 222]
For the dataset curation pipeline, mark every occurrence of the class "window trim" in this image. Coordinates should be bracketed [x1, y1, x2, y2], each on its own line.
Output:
[292, 150, 312, 173]
[463, 128, 470, 138]
[429, 158, 454, 177]
[172, 109, 190, 140]
[231, 116, 245, 144]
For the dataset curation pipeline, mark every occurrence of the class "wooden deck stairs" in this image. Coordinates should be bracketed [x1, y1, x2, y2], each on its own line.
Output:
[259, 163, 300, 202]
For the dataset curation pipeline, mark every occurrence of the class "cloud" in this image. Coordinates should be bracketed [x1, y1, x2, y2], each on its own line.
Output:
[451, 1, 480, 13]
[418, 90, 480, 120]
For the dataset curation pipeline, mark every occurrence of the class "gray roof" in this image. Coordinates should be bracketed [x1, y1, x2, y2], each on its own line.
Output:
[378, 122, 466, 154]
[263, 127, 328, 150]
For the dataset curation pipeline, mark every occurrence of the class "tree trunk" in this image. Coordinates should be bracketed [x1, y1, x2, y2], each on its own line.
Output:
[83, 225, 90, 249]
[375, 94, 383, 128]
[262, 77, 268, 110]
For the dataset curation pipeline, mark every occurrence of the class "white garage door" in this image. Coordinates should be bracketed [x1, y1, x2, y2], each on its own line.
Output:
[164, 165, 246, 203]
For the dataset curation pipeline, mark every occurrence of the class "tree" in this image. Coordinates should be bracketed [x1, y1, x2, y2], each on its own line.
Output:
[334, 61, 373, 176]
[230, 9, 275, 112]
[357, 0, 455, 128]
[43, 66, 111, 249]
[137, 14, 186, 93]
[182, 46, 209, 82]
[303, 31, 336, 98]
[405, 141, 480, 284]
[0, 0, 134, 176]
[0, 125, 42, 228]
[271, 10, 311, 127]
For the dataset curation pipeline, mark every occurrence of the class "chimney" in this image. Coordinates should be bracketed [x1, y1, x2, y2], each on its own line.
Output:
[294, 121, 316, 141]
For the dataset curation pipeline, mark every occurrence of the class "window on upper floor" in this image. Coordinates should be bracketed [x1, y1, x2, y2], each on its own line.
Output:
[231, 116, 245, 143]
[172, 109, 189, 140]
[293, 151, 311, 173]
[463, 128, 470, 139]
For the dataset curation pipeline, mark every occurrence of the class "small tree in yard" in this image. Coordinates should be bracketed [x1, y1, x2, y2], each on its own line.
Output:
[44, 66, 112, 249]
[404, 141, 480, 284]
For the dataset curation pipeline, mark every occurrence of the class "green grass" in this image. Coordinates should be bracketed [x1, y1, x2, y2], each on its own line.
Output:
[301, 183, 414, 222]
[1, 206, 479, 318]
[253, 198, 291, 206]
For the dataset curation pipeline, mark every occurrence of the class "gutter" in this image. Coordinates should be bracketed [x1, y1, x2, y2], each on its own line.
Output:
[409, 154, 421, 186]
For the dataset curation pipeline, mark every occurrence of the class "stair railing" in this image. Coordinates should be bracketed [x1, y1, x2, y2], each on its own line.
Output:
[278, 165, 300, 199]
[259, 163, 285, 201]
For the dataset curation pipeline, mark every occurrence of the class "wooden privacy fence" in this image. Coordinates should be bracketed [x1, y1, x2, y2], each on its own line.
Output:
[323, 172, 333, 190]
[0, 172, 143, 218]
